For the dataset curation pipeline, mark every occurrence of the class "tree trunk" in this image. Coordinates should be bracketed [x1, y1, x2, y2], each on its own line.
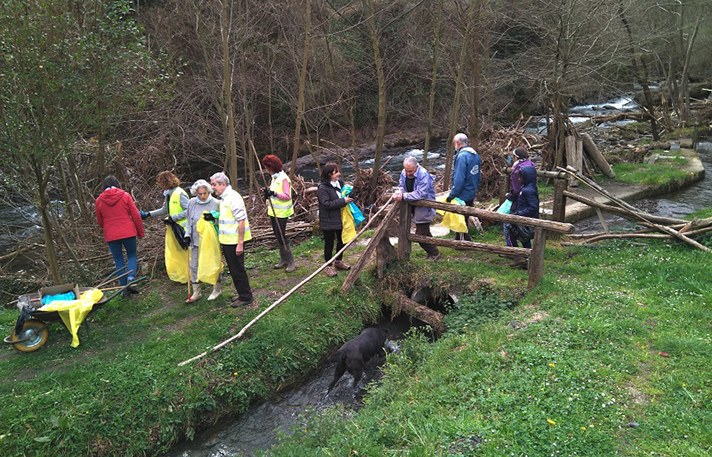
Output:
[364, 0, 387, 203]
[220, 0, 238, 185]
[289, 0, 311, 181]
[423, 0, 443, 168]
[32, 158, 61, 284]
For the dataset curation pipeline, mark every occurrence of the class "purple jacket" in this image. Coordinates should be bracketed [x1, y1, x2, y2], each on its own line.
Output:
[398, 165, 436, 224]
[511, 159, 535, 196]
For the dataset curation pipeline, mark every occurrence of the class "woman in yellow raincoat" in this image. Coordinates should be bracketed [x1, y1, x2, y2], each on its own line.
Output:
[183, 179, 222, 302]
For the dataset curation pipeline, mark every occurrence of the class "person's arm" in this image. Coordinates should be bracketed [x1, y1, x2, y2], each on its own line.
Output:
[236, 220, 246, 254]
[95, 202, 103, 228]
[184, 200, 194, 240]
[318, 185, 347, 210]
[149, 197, 168, 218]
[448, 156, 464, 199]
[274, 179, 291, 201]
[127, 195, 145, 238]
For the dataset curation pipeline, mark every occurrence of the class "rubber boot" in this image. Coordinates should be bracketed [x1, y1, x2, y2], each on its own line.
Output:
[207, 283, 221, 301]
[284, 245, 296, 272]
[274, 245, 288, 269]
[186, 283, 202, 303]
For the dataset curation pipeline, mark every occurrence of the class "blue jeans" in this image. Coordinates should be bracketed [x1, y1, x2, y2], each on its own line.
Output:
[107, 237, 138, 286]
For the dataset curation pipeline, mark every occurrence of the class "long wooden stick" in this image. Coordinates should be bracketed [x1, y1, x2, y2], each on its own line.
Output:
[559, 167, 710, 253]
[178, 194, 396, 367]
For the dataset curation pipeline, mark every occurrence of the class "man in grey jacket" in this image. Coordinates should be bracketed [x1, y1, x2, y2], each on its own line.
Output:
[394, 156, 441, 261]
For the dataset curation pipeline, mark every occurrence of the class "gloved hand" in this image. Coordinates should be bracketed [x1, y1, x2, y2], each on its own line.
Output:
[203, 212, 216, 221]
[139, 211, 149, 220]
[183, 236, 191, 245]
[163, 217, 171, 225]
[445, 196, 453, 203]
[263, 187, 275, 200]
[505, 192, 513, 201]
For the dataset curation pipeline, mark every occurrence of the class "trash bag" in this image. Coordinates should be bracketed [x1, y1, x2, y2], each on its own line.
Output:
[167, 218, 190, 249]
[38, 289, 104, 348]
[196, 216, 223, 285]
[165, 229, 189, 284]
[341, 205, 357, 243]
[436, 195, 468, 233]
[512, 225, 535, 242]
[497, 199, 513, 214]
[349, 202, 365, 225]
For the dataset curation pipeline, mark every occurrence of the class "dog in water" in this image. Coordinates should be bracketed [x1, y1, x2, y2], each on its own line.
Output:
[327, 327, 389, 392]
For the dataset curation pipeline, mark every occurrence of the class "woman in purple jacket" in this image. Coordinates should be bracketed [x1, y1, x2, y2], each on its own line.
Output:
[509, 147, 535, 213]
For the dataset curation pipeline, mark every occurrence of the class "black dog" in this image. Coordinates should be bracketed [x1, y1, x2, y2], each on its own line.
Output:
[327, 327, 389, 392]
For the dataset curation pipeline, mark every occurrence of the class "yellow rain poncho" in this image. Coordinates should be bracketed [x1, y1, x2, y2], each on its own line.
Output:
[165, 230, 189, 284]
[38, 289, 104, 347]
[436, 195, 468, 233]
[196, 217, 223, 285]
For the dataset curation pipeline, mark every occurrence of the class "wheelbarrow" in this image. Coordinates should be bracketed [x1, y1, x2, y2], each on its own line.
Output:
[3, 276, 145, 352]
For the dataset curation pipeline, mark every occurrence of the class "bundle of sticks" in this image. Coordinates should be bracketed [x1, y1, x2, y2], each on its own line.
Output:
[560, 167, 712, 252]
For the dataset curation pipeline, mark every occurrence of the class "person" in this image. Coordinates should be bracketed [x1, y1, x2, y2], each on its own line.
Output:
[317, 162, 353, 277]
[183, 179, 221, 303]
[504, 165, 539, 268]
[95, 175, 144, 293]
[446, 133, 481, 241]
[508, 147, 535, 213]
[262, 154, 295, 272]
[206, 172, 253, 307]
[394, 156, 441, 261]
[139, 171, 190, 283]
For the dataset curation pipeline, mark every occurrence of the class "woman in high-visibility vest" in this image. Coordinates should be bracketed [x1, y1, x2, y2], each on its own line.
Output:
[139, 171, 189, 283]
[262, 155, 296, 272]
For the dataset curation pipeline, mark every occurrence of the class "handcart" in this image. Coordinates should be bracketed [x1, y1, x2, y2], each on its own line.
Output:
[3, 275, 145, 352]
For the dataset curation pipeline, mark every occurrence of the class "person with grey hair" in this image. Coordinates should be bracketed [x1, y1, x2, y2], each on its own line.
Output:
[446, 133, 481, 242]
[394, 157, 441, 260]
[206, 172, 253, 307]
[183, 179, 221, 302]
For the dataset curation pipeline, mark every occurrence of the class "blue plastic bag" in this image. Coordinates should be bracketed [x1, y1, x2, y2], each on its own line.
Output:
[341, 185, 365, 226]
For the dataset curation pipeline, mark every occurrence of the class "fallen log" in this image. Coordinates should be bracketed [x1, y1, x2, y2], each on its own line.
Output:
[408, 234, 530, 258]
[560, 167, 711, 253]
[581, 133, 615, 178]
[563, 191, 687, 226]
[387, 291, 445, 334]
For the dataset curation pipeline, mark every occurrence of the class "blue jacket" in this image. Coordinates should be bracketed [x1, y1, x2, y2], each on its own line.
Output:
[448, 146, 481, 202]
[398, 165, 436, 224]
[514, 165, 539, 219]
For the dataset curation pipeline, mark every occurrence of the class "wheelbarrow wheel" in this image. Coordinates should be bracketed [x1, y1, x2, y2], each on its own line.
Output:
[9, 320, 49, 352]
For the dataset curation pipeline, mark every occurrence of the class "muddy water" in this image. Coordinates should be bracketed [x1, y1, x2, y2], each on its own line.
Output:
[574, 141, 711, 233]
[165, 314, 426, 457]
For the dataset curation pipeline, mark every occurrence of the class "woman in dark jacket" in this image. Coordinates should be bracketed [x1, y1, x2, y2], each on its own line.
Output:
[95, 175, 145, 287]
[504, 165, 539, 251]
[317, 162, 353, 277]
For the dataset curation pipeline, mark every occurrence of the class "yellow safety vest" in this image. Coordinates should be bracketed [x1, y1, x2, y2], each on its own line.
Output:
[267, 172, 294, 218]
[219, 188, 252, 244]
[169, 187, 187, 228]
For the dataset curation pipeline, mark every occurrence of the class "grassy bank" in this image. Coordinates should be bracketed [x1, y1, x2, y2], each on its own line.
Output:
[270, 224, 712, 455]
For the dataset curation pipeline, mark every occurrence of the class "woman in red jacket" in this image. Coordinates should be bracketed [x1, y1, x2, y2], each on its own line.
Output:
[95, 176, 145, 288]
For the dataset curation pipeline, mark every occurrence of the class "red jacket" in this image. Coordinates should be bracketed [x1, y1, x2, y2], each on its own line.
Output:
[95, 188, 145, 242]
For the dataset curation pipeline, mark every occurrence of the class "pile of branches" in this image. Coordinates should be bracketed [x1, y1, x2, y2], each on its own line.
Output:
[562, 168, 712, 252]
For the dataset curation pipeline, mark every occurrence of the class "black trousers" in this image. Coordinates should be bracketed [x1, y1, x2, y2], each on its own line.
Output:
[270, 216, 289, 247]
[222, 244, 252, 301]
[415, 223, 440, 256]
[323, 229, 344, 262]
[454, 199, 474, 242]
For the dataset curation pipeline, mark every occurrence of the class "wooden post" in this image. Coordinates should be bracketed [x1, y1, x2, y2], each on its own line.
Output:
[397, 201, 412, 260]
[565, 135, 581, 187]
[527, 228, 547, 288]
[552, 178, 568, 222]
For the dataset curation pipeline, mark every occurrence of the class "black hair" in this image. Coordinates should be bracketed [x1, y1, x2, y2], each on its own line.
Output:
[321, 162, 339, 182]
[514, 147, 529, 159]
[103, 175, 121, 190]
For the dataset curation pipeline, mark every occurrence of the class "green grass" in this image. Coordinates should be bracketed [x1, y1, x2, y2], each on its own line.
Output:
[2, 225, 711, 456]
[612, 162, 690, 185]
[269, 233, 712, 456]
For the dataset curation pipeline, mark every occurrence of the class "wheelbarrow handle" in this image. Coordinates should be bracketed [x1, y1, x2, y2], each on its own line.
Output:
[102, 276, 148, 304]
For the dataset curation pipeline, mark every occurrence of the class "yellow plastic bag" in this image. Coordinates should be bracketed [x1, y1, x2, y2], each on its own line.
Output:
[38, 289, 104, 348]
[165, 229, 189, 284]
[196, 217, 223, 285]
[341, 206, 357, 243]
[436, 195, 468, 233]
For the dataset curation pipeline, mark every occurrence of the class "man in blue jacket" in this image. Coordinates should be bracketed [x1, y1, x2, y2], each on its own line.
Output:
[394, 156, 441, 260]
[446, 133, 481, 241]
